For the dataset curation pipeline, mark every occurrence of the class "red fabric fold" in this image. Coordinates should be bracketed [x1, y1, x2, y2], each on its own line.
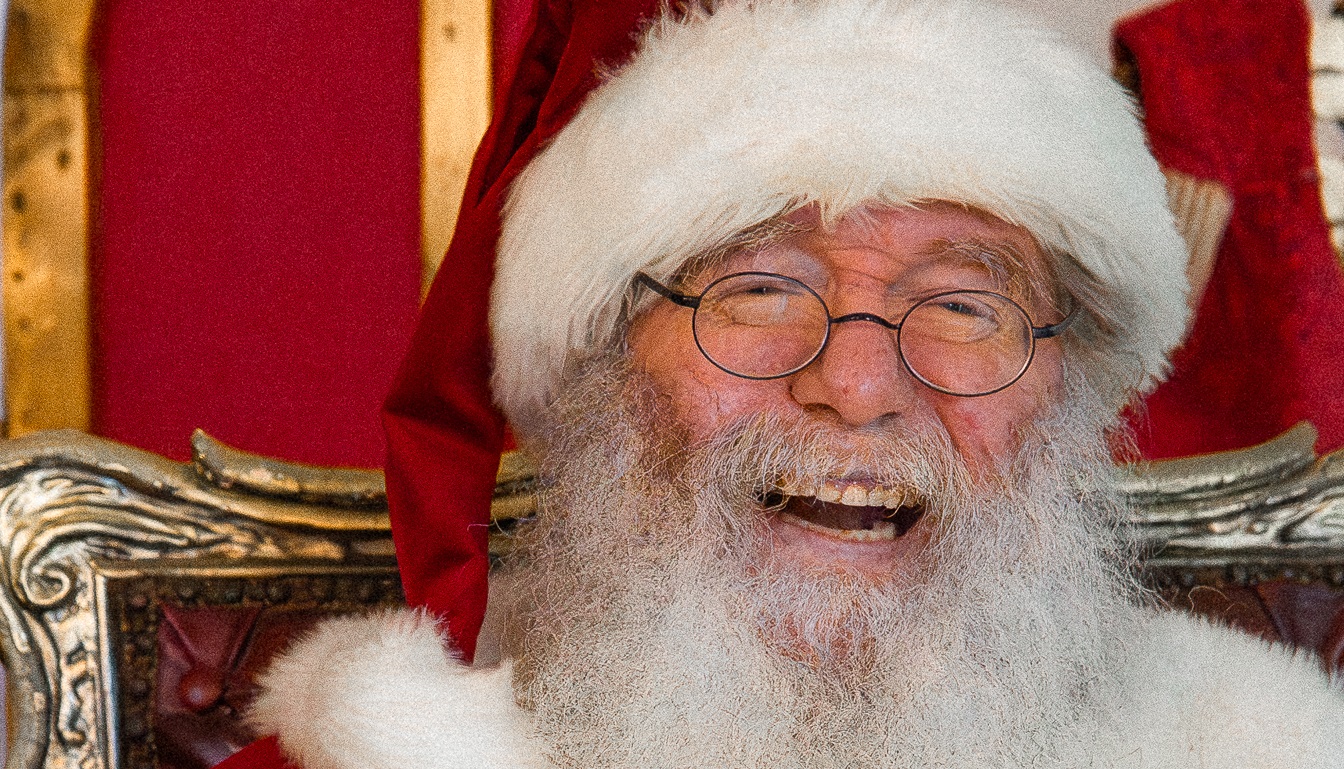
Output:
[382, 0, 665, 661]
[1117, 0, 1344, 458]
[211, 736, 295, 769]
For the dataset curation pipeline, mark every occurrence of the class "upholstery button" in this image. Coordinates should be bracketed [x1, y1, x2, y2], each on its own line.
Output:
[178, 667, 223, 712]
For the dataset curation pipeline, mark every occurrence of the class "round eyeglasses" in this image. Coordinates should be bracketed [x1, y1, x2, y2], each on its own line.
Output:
[635, 271, 1077, 397]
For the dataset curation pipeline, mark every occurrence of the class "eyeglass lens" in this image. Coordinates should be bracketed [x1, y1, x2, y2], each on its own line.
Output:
[691, 273, 1035, 396]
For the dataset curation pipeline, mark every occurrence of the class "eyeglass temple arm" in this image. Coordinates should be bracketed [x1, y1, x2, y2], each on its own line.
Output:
[635, 272, 700, 308]
[1031, 305, 1080, 339]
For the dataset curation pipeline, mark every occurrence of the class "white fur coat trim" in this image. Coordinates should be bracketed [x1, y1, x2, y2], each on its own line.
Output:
[1111, 611, 1344, 768]
[250, 608, 1344, 769]
[492, 0, 1189, 433]
[249, 610, 551, 769]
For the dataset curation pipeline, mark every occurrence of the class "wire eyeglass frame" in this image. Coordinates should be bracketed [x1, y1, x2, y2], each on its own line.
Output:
[634, 270, 1078, 397]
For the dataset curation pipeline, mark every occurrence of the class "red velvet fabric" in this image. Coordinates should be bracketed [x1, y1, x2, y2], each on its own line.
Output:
[1117, 0, 1344, 458]
[382, 0, 664, 660]
[493, 0, 534, 106]
[212, 737, 296, 769]
[90, 0, 422, 468]
[157, 607, 262, 769]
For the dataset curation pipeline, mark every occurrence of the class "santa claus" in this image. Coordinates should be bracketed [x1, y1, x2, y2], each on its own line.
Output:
[222, 0, 1343, 767]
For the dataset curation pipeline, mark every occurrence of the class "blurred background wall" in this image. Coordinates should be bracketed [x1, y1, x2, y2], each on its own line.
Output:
[0, 0, 1339, 468]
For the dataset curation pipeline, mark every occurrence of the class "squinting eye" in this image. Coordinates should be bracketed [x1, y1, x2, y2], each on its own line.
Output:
[701, 274, 823, 330]
[721, 290, 793, 320]
[739, 285, 787, 297]
[935, 299, 993, 320]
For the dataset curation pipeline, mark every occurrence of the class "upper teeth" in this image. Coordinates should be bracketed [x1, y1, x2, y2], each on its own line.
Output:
[778, 480, 921, 509]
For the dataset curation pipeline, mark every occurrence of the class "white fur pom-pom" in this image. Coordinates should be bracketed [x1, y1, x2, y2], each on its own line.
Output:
[249, 609, 552, 769]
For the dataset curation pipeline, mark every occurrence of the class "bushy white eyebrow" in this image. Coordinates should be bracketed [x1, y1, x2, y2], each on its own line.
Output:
[919, 238, 1061, 313]
[671, 217, 813, 285]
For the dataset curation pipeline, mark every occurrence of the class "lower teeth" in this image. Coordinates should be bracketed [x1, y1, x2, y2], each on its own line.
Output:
[779, 512, 897, 541]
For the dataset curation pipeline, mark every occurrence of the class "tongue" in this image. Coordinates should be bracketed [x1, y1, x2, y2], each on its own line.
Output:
[784, 496, 887, 531]
[781, 496, 926, 536]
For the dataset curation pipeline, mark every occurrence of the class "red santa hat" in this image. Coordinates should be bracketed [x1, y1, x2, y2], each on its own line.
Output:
[384, 0, 1190, 661]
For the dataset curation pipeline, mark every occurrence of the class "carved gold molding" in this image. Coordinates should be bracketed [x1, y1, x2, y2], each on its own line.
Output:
[2, 0, 95, 438]
[1119, 423, 1344, 593]
[0, 432, 391, 769]
[0, 426, 1342, 769]
[107, 563, 406, 769]
[0, 429, 532, 769]
[421, 0, 492, 291]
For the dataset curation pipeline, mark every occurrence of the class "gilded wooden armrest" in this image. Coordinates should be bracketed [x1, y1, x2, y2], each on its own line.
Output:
[0, 430, 535, 769]
[1123, 422, 1344, 588]
[4, 424, 1343, 769]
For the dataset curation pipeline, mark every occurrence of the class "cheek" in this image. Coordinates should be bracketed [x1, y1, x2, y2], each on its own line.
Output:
[933, 402, 1020, 469]
[932, 345, 1064, 468]
[628, 308, 791, 442]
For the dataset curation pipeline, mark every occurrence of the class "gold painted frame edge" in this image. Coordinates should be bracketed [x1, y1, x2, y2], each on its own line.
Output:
[420, 0, 493, 292]
[2, 0, 96, 438]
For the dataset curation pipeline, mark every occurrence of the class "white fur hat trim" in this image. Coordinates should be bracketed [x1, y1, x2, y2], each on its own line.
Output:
[493, 0, 1189, 431]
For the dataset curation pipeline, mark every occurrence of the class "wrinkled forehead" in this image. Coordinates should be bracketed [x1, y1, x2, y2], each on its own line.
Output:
[669, 203, 1064, 311]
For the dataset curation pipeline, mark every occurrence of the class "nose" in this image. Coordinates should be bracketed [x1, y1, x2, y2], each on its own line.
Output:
[788, 317, 921, 427]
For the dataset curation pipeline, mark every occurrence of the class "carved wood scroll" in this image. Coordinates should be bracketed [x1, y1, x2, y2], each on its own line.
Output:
[1121, 422, 1344, 590]
[0, 425, 1341, 769]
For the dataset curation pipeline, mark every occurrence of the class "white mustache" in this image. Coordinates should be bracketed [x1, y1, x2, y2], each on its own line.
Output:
[683, 411, 968, 521]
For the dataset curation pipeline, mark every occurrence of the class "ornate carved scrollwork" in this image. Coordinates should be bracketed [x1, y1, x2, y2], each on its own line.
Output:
[2, 425, 1342, 769]
[0, 431, 396, 769]
[1121, 422, 1344, 587]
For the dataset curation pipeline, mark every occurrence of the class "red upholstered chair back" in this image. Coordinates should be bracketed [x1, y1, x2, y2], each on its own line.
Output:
[87, 0, 425, 468]
[3, 0, 489, 468]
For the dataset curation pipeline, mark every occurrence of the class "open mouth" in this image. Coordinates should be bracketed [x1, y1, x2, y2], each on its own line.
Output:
[762, 480, 927, 543]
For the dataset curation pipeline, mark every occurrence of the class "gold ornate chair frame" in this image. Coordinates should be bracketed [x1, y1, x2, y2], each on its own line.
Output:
[1123, 423, 1344, 588]
[0, 424, 1342, 769]
[0, 431, 396, 769]
[0, 428, 538, 769]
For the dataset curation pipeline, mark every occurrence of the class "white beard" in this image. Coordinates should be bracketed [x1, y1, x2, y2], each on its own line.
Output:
[502, 357, 1145, 769]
